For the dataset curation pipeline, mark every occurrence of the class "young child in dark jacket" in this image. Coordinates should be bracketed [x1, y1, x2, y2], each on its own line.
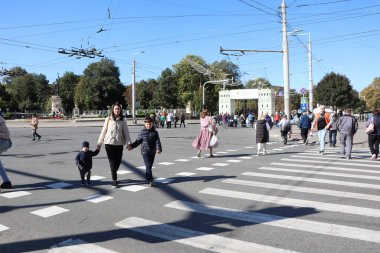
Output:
[75, 141, 100, 186]
[130, 117, 162, 187]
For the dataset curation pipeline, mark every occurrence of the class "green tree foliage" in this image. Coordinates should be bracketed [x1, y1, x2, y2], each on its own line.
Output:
[246, 77, 271, 89]
[75, 58, 125, 110]
[154, 68, 180, 109]
[173, 55, 206, 111]
[314, 72, 359, 111]
[137, 78, 158, 109]
[59, 72, 80, 115]
[0, 84, 11, 110]
[8, 73, 50, 112]
[361, 77, 380, 111]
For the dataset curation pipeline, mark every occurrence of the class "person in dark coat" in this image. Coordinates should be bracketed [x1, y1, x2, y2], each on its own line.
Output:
[365, 108, 380, 160]
[299, 111, 312, 145]
[255, 115, 270, 155]
[75, 141, 100, 186]
[130, 117, 162, 186]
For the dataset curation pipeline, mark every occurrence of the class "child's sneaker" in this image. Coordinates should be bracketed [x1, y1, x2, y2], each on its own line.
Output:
[0, 181, 12, 189]
[86, 180, 91, 186]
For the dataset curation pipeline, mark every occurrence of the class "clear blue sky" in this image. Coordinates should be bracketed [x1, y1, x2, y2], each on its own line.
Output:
[1, 0, 379, 93]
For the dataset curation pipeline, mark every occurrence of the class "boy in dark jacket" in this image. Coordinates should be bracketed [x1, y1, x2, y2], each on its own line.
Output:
[75, 141, 100, 186]
[130, 117, 162, 187]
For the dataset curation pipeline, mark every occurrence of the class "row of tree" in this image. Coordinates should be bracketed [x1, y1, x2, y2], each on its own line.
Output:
[0, 55, 379, 116]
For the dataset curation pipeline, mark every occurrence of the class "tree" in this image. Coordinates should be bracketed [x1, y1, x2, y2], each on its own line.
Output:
[59, 72, 81, 115]
[361, 77, 380, 111]
[0, 84, 11, 111]
[173, 55, 207, 112]
[75, 58, 125, 110]
[314, 72, 358, 111]
[246, 77, 271, 89]
[154, 68, 179, 109]
[137, 78, 158, 109]
[8, 73, 50, 112]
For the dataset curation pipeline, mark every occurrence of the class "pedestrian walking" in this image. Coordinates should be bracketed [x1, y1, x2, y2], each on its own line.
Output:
[327, 113, 338, 147]
[192, 109, 217, 158]
[130, 117, 162, 187]
[180, 113, 186, 128]
[0, 115, 12, 189]
[336, 109, 358, 159]
[365, 108, 380, 160]
[75, 141, 100, 186]
[279, 115, 291, 145]
[312, 105, 330, 154]
[97, 102, 132, 188]
[31, 113, 41, 141]
[298, 111, 312, 144]
[256, 114, 270, 155]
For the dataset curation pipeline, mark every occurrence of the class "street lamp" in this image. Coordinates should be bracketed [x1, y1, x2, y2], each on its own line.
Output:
[132, 50, 144, 124]
[289, 30, 314, 112]
[202, 78, 233, 108]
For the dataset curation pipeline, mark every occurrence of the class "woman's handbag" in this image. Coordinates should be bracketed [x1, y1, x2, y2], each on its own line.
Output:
[209, 135, 219, 148]
[365, 122, 374, 134]
[208, 124, 214, 133]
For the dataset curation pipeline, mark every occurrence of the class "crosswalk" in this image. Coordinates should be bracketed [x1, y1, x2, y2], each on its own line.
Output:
[1, 144, 380, 252]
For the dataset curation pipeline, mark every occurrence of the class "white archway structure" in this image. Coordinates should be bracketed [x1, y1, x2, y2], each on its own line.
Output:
[219, 88, 275, 116]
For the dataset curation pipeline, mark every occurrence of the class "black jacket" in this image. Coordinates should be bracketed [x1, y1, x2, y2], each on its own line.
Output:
[131, 127, 162, 155]
[75, 149, 100, 171]
[256, 119, 269, 143]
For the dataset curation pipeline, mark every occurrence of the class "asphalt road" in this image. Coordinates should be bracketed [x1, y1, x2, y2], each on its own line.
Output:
[0, 120, 379, 253]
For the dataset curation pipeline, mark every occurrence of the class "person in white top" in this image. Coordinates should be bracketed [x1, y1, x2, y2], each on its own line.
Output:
[97, 102, 131, 188]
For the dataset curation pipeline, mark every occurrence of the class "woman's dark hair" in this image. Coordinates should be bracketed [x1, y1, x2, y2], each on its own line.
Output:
[111, 102, 124, 120]
[373, 108, 380, 115]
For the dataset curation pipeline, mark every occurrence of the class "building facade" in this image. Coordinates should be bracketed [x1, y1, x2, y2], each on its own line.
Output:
[219, 88, 275, 116]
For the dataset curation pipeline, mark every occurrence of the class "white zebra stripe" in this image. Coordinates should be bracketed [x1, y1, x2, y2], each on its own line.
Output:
[271, 162, 380, 174]
[115, 217, 300, 253]
[165, 200, 380, 243]
[259, 167, 380, 181]
[200, 188, 380, 217]
[223, 178, 380, 202]
[281, 158, 378, 168]
[243, 172, 380, 190]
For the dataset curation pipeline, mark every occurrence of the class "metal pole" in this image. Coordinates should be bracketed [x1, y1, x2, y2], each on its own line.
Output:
[282, 0, 290, 118]
[132, 56, 136, 124]
[308, 33, 313, 112]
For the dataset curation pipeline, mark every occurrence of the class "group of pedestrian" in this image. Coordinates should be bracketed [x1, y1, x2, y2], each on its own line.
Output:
[74, 102, 162, 189]
[310, 105, 359, 159]
[1, 103, 380, 191]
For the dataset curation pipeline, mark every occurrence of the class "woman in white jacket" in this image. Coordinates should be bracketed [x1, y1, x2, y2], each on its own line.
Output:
[97, 102, 131, 188]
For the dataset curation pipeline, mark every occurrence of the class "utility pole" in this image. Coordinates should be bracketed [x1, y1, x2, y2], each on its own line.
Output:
[132, 57, 136, 124]
[308, 33, 313, 112]
[131, 51, 144, 124]
[282, 0, 290, 119]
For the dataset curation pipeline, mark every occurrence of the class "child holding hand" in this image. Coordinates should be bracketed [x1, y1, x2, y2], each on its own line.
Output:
[75, 141, 99, 186]
[130, 117, 162, 187]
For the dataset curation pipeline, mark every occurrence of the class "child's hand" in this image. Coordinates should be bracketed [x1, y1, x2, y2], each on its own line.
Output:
[127, 144, 132, 151]
[156, 150, 161, 154]
[96, 145, 101, 150]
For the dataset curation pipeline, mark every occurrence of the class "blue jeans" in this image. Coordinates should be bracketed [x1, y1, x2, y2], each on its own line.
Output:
[0, 160, 10, 182]
[329, 130, 337, 146]
[143, 154, 156, 182]
[317, 129, 327, 151]
[0, 139, 11, 182]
